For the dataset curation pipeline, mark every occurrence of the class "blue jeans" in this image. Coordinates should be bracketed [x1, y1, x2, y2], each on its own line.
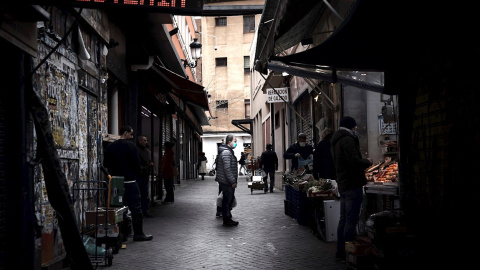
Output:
[219, 182, 235, 222]
[336, 187, 364, 256]
[263, 170, 275, 192]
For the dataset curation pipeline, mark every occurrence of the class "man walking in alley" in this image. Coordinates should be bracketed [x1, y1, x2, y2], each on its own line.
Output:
[331, 116, 372, 261]
[216, 135, 239, 226]
[104, 125, 153, 241]
[260, 144, 278, 193]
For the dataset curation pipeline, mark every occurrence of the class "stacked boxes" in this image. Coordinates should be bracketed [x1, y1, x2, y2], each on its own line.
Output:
[345, 237, 374, 267]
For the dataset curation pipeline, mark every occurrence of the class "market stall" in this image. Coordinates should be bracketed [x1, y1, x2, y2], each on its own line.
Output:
[282, 167, 339, 242]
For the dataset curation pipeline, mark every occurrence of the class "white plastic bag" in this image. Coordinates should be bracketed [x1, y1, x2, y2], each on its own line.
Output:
[216, 191, 237, 208]
[216, 192, 223, 207]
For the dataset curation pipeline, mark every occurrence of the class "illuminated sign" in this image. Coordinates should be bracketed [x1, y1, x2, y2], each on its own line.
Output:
[24, 1, 204, 15]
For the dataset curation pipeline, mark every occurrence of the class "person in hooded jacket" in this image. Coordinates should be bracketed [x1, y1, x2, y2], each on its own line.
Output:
[284, 133, 314, 171]
[215, 135, 239, 226]
[312, 128, 336, 180]
[330, 116, 372, 262]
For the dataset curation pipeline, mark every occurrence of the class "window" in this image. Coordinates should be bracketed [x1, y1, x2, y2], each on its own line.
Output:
[216, 100, 228, 109]
[215, 17, 227, 26]
[243, 15, 255, 33]
[245, 99, 250, 119]
[244, 56, 250, 73]
[274, 111, 280, 129]
[215, 57, 227, 67]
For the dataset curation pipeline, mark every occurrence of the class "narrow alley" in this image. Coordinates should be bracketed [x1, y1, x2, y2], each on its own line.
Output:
[105, 175, 344, 270]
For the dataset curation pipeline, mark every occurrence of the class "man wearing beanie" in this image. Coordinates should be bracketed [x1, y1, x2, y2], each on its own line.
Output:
[330, 116, 372, 262]
[284, 133, 314, 171]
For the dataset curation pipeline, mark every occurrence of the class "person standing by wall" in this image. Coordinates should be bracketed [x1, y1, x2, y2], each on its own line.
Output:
[260, 144, 278, 193]
[331, 116, 372, 262]
[137, 135, 154, 217]
[216, 135, 239, 226]
[103, 125, 153, 241]
[198, 152, 208, 180]
[284, 133, 314, 171]
[160, 141, 176, 204]
[312, 128, 336, 180]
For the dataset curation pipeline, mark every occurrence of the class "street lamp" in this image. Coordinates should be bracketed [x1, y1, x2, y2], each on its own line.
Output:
[183, 38, 202, 68]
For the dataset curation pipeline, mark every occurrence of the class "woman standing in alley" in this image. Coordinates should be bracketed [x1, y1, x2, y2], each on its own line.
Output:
[198, 152, 208, 180]
[161, 141, 176, 204]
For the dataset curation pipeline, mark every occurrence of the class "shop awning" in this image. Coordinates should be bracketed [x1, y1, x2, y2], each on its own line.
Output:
[151, 63, 210, 111]
[254, 0, 477, 94]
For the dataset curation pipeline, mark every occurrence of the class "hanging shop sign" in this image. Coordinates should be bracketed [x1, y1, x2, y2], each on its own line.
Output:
[267, 87, 289, 103]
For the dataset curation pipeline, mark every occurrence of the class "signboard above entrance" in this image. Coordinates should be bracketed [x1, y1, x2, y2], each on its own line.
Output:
[24, 0, 204, 15]
[267, 87, 289, 103]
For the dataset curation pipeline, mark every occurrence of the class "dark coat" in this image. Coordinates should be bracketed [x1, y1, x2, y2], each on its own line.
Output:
[215, 144, 238, 185]
[104, 139, 141, 181]
[238, 154, 246, 165]
[260, 150, 278, 172]
[283, 142, 314, 170]
[160, 148, 175, 179]
[137, 145, 152, 177]
[330, 128, 371, 193]
[313, 133, 336, 180]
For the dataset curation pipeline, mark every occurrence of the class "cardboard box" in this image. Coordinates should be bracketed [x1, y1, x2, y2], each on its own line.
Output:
[85, 206, 127, 225]
[346, 252, 374, 265]
[345, 241, 372, 255]
[97, 224, 120, 237]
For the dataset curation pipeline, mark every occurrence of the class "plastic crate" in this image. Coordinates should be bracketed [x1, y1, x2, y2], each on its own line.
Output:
[285, 185, 293, 201]
[284, 199, 293, 217]
[294, 205, 310, 225]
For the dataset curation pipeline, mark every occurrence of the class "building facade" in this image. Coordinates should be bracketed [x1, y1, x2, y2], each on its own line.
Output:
[198, 0, 264, 168]
[0, 3, 209, 269]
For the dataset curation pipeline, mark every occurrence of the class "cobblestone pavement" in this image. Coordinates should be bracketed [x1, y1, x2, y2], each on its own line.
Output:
[101, 175, 346, 270]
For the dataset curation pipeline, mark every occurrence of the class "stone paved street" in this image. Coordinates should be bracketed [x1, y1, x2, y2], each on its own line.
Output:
[102, 175, 345, 270]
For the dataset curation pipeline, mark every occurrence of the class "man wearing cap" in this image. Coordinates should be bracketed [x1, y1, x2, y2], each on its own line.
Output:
[284, 133, 314, 171]
[331, 116, 372, 262]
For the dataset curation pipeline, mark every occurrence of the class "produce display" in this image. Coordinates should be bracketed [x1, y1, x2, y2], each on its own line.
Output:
[366, 161, 398, 184]
[283, 170, 337, 198]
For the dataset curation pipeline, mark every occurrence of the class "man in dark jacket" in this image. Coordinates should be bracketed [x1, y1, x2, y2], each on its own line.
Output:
[331, 116, 372, 261]
[216, 135, 239, 226]
[284, 133, 314, 171]
[312, 128, 336, 180]
[137, 135, 154, 217]
[104, 125, 153, 241]
[260, 144, 278, 193]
